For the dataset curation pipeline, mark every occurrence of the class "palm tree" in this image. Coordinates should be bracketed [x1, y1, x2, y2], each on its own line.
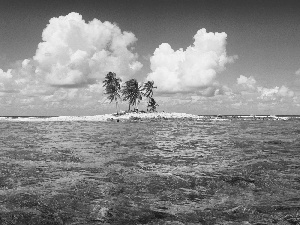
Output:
[103, 72, 122, 114]
[148, 97, 159, 112]
[142, 81, 157, 112]
[122, 78, 142, 112]
[142, 81, 157, 99]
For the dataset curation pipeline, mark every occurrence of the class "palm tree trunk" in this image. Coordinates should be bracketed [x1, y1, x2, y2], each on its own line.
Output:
[128, 104, 131, 112]
[147, 97, 150, 112]
[116, 100, 119, 114]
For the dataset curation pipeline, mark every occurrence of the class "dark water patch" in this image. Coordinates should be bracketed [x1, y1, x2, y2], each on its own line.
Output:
[265, 140, 285, 145]
[223, 176, 256, 188]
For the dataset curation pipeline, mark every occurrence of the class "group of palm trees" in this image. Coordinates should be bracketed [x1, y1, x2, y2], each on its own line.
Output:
[103, 72, 159, 114]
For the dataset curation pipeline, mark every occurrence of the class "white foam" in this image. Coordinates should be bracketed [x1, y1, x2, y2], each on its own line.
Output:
[0, 113, 297, 122]
[0, 112, 200, 122]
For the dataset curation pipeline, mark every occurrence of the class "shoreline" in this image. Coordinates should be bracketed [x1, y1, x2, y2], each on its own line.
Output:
[0, 112, 199, 122]
[0, 112, 298, 122]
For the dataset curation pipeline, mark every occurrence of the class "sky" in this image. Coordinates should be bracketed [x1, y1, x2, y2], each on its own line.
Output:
[0, 0, 300, 116]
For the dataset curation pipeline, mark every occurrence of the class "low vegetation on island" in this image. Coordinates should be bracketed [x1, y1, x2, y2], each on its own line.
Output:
[103, 72, 159, 114]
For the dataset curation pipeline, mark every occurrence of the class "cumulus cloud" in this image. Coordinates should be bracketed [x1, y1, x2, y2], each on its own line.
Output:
[146, 28, 237, 93]
[1, 12, 142, 98]
[33, 12, 142, 87]
[0, 69, 13, 92]
[0, 69, 12, 80]
[236, 75, 257, 91]
[235, 75, 295, 100]
[258, 85, 294, 100]
[0, 59, 53, 97]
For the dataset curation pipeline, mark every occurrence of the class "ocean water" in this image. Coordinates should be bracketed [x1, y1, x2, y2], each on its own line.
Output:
[0, 119, 300, 224]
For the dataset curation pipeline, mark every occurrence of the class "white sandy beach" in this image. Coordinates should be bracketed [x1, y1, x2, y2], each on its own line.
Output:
[0, 112, 202, 122]
[0, 113, 294, 122]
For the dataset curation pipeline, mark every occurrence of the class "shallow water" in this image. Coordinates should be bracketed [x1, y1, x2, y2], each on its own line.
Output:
[0, 119, 300, 224]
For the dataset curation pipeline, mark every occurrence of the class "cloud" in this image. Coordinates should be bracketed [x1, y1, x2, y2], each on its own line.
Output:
[33, 12, 142, 87]
[236, 75, 257, 91]
[0, 69, 12, 80]
[295, 68, 300, 75]
[0, 69, 13, 93]
[146, 28, 237, 93]
[0, 68, 32, 95]
[232, 75, 296, 112]
[258, 85, 294, 100]
[0, 12, 143, 113]
[2, 12, 142, 96]
[198, 83, 233, 97]
[0, 60, 54, 97]
[235, 75, 295, 101]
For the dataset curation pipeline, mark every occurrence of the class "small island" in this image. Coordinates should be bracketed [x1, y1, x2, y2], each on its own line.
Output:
[1, 112, 296, 121]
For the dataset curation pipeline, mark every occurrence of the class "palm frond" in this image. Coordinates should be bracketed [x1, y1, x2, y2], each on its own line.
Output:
[121, 78, 143, 109]
[103, 72, 122, 107]
[141, 80, 157, 98]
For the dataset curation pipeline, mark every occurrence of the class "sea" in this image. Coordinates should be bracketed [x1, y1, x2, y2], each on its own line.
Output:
[0, 117, 300, 224]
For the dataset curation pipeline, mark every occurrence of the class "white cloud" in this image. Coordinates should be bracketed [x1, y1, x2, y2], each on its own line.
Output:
[295, 68, 300, 75]
[0, 12, 143, 113]
[237, 75, 257, 91]
[235, 75, 295, 101]
[198, 83, 232, 97]
[33, 12, 142, 87]
[0, 69, 12, 80]
[277, 85, 294, 97]
[0, 69, 18, 93]
[146, 28, 237, 93]
[258, 85, 294, 100]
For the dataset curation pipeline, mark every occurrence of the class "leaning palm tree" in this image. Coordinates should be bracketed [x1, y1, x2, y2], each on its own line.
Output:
[142, 81, 157, 99]
[122, 79, 142, 112]
[103, 72, 122, 114]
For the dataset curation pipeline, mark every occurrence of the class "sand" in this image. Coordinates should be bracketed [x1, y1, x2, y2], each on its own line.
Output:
[0, 112, 294, 121]
[0, 112, 202, 122]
